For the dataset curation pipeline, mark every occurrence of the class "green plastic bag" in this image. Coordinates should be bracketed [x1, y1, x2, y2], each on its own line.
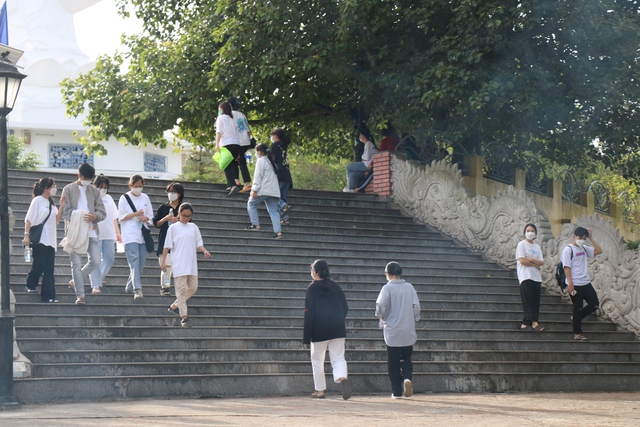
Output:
[213, 146, 233, 170]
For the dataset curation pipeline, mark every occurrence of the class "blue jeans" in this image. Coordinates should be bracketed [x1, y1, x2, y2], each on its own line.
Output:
[125, 242, 147, 291]
[346, 161, 368, 189]
[279, 181, 291, 221]
[247, 195, 282, 233]
[89, 239, 116, 288]
[70, 237, 101, 298]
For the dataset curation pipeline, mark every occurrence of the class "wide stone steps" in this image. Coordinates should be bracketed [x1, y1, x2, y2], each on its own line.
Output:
[7, 169, 640, 403]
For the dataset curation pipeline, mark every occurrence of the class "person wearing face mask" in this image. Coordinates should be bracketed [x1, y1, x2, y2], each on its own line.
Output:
[118, 174, 154, 300]
[375, 262, 420, 399]
[269, 128, 293, 225]
[561, 226, 603, 340]
[215, 101, 245, 196]
[227, 96, 253, 193]
[153, 182, 185, 296]
[161, 203, 211, 327]
[23, 177, 65, 302]
[344, 129, 378, 192]
[60, 163, 107, 305]
[88, 174, 122, 294]
[246, 144, 283, 239]
[303, 259, 351, 400]
[515, 223, 545, 331]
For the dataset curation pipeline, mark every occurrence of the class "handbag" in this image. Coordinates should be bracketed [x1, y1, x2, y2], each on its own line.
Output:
[29, 202, 53, 246]
[250, 137, 257, 149]
[213, 146, 234, 170]
[124, 194, 155, 253]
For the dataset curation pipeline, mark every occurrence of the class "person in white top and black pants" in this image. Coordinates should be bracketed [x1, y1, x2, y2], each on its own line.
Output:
[515, 223, 545, 332]
[216, 101, 245, 196]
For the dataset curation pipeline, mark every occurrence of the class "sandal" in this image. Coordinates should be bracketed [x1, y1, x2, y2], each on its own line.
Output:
[282, 204, 291, 213]
[246, 225, 260, 230]
[274, 233, 284, 239]
[533, 324, 545, 332]
[280, 219, 290, 226]
[310, 391, 325, 399]
[574, 334, 588, 341]
[520, 325, 532, 331]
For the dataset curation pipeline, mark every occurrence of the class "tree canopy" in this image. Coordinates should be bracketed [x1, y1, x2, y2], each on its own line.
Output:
[62, 0, 640, 170]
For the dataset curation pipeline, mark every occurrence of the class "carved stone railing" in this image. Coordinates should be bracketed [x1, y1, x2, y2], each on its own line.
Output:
[390, 155, 640, 336]
[587, 181, 612, 216]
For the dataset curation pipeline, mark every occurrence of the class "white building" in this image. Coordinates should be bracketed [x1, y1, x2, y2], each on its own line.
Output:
[7, 0, 183, 179]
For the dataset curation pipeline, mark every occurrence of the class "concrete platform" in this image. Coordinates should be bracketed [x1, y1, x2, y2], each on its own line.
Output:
[1, 392, 639, 426]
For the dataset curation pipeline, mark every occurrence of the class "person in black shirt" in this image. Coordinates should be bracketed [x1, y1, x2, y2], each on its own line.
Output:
[303, 259, 351, 400]
[269, 128, 293, 225]
[153, 182, 184, 296]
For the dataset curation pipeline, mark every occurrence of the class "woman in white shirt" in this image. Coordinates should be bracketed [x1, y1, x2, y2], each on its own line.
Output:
[344, 129, 378, 192]
[23, 177, 64, 302]
[215, 101, 244, 196]
[161, 203, 211, 327]
[246, 144, 283, 239]
[118, 174, 154, 300]
[89, 174, 122, 294]
[515, 223, 545, 332]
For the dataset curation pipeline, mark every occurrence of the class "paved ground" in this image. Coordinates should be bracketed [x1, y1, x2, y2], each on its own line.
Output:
[1, 392, 639, 426]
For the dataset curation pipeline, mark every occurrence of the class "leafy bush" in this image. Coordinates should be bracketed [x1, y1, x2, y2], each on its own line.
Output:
[8, 135, 42, 170]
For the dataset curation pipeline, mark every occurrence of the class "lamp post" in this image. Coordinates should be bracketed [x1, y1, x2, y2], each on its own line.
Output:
[0, 55, 26, 407]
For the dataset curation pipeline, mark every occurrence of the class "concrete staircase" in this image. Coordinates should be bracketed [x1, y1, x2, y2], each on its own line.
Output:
[7, 169, 640, 403]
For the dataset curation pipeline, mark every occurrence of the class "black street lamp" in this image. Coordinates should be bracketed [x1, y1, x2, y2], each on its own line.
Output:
[0, 52, 26, 407]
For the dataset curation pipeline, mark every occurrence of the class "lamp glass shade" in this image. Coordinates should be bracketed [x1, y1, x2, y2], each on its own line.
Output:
[0, 62, 26, 114]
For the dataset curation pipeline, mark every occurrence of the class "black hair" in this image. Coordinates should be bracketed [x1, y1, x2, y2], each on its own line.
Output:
[311, 259, 330, 279]
[129, 174, 145, 186]
[78, 162, 95, 179]
[523, 223, 537, 236]
[32, 177, 55, 204]
[385, 261, 403, 276]
[270, 128, 291, 150]
[256, 143, 278, 174]
[381, 124, 397, 138]
[166, 182, 185, 204]
[178, 202, 193, 214]
[219, 101, 233, 119]
[93, 174, 110, 190]
[227, 96, 239, 110]
[574, 226, 589, 239]
[359, 127, 373, 142]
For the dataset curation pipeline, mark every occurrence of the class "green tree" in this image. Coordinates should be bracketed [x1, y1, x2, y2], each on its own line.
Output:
[62, 0, 640, 170]
[7, 135, 42, 170]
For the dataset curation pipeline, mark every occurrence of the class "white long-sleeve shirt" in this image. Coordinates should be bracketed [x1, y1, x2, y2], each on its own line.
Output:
[251, 155, 280, 198]
[375, 279, 421, 347]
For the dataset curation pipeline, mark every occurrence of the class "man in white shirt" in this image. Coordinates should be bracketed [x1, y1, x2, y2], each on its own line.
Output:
[61, 163, 106, 305]
[561, 226, 603, 340]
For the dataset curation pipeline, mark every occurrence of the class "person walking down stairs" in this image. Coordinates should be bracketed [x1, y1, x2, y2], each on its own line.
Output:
[376, 262, 421, 399]
[515, 223, 545, 332]
[303, 259, 351, 400]
[118, 174, 154, 300]
[161, 203, 211, 328]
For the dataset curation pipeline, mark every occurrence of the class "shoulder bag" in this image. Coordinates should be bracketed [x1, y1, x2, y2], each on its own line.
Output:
[124, 194, 155, 253]
[29, 202, 53, 246]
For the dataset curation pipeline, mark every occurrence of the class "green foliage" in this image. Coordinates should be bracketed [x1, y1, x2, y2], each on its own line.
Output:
[7, 135, 42, 170]
[63, 0, 640, 173]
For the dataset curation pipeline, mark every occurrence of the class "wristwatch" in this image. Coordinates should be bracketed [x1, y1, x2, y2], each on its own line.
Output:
[24, 231, 29, 235]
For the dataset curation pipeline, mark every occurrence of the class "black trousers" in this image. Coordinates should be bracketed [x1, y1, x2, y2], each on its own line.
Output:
[519, 279, 541, 326]
[570, 283, 599, 334]
[222, 144, 246, 187]
[26, 243, 56, 302]
[387, 345, 413, 397]
[237, 146, 252, 184]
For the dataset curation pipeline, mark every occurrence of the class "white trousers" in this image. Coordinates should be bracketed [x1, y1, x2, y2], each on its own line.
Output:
[310, 337, 348, 391]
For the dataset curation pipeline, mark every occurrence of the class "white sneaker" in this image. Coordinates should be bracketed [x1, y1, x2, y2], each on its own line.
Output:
[403, 379, 413, 397]
[342, 186, 350, 192]
[391, 394, 403, 399]
[134, 290, 144, 300]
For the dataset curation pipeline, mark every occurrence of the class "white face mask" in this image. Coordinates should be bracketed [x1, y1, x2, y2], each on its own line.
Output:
[525, 231, 536, 240]
[168, 192, 179, 202]
[270, 136, 276, 143]
[79, 179, 92, 187]
[99, 188, 108, 197]
[575, 239, 586, 247]
[49, 187, 57, 197]
[131, 187, 143, 196]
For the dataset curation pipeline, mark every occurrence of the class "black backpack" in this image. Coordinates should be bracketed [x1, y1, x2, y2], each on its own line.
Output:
[555, 245, 574, 291]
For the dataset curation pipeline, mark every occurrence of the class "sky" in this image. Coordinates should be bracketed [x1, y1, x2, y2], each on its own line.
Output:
[74, 0, 143, 60]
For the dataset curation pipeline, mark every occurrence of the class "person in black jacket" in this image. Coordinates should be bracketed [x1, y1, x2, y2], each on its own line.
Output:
[303, 259, 351, 400]
[153, 182, 184, 296]
[269, 128, 293, 225]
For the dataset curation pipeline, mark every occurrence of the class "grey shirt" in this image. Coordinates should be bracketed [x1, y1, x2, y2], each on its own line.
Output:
[61, 181, 106, 236]
[375, 279, 421, 347]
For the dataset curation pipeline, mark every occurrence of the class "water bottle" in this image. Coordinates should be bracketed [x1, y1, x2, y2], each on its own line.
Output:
[245, 151, 253, 164]
[24, 246, 31, 263]
[163, 272, 170, 287]
[168, 209, 174, 227]
[137, 218, 143, 228]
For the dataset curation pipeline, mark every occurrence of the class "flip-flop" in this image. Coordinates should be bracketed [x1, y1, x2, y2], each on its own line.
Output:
[574, 334, 588, 341]
[533, 324, 545, 332]
[520, 325, 532, 331]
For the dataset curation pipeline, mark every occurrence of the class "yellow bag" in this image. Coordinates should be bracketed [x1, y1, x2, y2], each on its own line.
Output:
[213, 147, 233, 170]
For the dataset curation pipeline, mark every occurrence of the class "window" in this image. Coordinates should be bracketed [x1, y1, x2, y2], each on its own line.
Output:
[50, 144, 93, 169]
[144, 152, 167, 172]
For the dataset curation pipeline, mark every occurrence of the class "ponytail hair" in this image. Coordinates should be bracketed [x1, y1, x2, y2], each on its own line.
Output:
[311, 259, 331, 279]
[270, 128, 291, 150]
[256, 143, 278, 174]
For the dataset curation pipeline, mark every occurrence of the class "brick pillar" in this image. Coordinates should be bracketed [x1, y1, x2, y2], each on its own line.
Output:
[366, 151, 392, 196]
